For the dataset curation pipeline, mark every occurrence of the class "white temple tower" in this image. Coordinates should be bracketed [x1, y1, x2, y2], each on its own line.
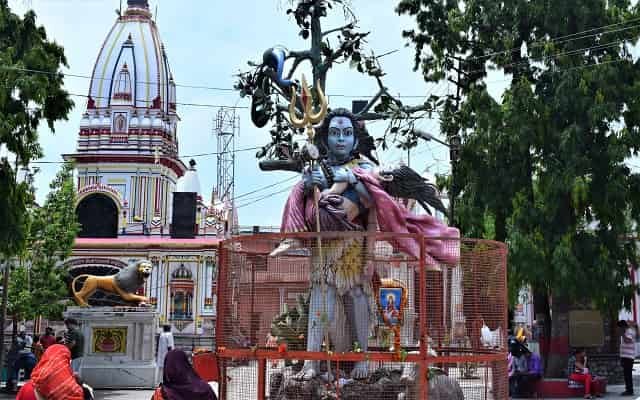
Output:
[65, 0, 186, 237]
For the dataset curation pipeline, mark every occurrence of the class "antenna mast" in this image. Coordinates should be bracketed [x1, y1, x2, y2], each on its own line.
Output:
[214, 108, 239, 234]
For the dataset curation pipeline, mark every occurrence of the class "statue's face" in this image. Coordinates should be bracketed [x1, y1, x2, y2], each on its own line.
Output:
[138, 261, 152, 278]
[327, 116, 355, 160]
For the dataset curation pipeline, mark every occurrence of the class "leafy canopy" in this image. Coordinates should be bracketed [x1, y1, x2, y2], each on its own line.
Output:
[0, 0, 73, 257]
[397, 0, 640, 312]
[9, 163, 80, 320]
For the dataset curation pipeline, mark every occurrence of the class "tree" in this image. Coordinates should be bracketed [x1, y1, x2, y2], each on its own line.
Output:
[0, 0, 73, 367]
[398, 0, 640, 375]
[8, 164, 80, 326]
[235, 0, 437, 159]
[0, 0, 73, 255]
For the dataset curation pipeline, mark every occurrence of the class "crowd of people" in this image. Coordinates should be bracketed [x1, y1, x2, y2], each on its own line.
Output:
[508, 319, 639, 399]
[507, 328, 543, 398]
[3, 321, 216, 400]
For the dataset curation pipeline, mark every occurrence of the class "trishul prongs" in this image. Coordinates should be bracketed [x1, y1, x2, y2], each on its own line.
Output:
[289, 75, 328, 140]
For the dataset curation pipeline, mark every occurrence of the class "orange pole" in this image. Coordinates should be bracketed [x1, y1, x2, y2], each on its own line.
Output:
[215, 243, 227, 398]
[419, 235, 428, 400]
[336, 360, 340, 400]
[257, 359, 266, 400]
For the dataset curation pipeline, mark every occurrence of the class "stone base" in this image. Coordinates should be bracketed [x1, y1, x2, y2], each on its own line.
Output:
[269, 366, 463, 400]
[63, 306, 158, 389]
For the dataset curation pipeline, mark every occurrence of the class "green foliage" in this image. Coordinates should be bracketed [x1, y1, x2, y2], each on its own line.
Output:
[8, 164, 80, 320]
[270, 294, 309, 351]
[0, 163, 31, 256]
[0, 0, 73, 259]
[397, 0, 640, 317]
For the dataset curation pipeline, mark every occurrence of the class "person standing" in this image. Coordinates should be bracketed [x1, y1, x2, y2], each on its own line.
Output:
[618, 320, 637, 396]
[157, 325, 174, 381]
[64, 318, 84, 377]
[15, 331, 36, 380]
[40, 327, 57, 350]
[32, 335, 44, 362]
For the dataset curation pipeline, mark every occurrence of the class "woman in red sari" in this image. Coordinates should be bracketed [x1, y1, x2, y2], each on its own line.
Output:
[16, 344, 84, 400]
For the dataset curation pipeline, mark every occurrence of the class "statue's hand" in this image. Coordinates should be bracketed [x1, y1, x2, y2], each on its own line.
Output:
[303, 165, 328, 191]
[333, 167, 357, 184]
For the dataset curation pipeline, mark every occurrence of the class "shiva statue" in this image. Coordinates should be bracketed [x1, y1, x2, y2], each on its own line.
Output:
[270, 108, 460, 380]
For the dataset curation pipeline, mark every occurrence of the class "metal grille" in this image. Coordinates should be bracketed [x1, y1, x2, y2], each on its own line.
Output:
[215, 232, 507, 399]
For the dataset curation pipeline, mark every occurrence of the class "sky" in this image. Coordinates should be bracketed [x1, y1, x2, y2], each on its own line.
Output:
[9, 0, 472, 227]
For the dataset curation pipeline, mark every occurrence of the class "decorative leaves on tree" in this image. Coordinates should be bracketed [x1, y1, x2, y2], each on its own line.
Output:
[236, 0, 434, 160]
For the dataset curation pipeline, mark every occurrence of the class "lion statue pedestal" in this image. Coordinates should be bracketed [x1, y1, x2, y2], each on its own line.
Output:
[63, 306, 159, 389]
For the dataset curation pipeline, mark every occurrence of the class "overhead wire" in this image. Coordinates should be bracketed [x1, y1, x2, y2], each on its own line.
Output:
[232, 175, 298, 202]
[0, 64, 438, 99]
[29, 145, 263, 164]
[236, 185, 295, 209]
[468, 17, 640, 61]
[465, 35, 638, 76]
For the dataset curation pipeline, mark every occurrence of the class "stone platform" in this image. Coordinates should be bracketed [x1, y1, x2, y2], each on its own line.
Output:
[63, 306, 158, 389]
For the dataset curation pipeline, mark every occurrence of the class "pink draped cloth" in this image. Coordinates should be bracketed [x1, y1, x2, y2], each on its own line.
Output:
[354, 168, 459, 265]
[279, 168, 460, 266]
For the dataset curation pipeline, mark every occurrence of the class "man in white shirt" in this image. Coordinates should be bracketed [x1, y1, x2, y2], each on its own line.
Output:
[618, 320, 637, 396]
[157, 324, 174, 382]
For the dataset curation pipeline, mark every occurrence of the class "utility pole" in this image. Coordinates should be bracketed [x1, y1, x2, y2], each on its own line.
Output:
[447, 58, 464, 226]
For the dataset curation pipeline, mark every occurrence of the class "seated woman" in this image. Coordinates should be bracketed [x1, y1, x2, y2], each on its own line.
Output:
[567, 348, 602, 399]
[16, 344, 87, 400]
[152, 349, 217, 400]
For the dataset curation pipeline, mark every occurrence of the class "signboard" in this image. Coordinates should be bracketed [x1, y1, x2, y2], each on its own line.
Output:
[92, 327, 127, 353]
[569, 310, 604, 347]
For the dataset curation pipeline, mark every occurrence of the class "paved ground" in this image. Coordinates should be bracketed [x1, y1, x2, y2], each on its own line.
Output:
[0, 384, 638, 399]
[0, 372, 636, 399]
[0, 389, 154, 399]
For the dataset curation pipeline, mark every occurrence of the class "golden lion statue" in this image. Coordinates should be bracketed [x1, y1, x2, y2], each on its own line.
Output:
[72, 259, 152, 307]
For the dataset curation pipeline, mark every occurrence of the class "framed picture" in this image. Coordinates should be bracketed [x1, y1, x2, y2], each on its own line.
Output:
[92, 327, 127, 353]
[376, 279, 408, 328]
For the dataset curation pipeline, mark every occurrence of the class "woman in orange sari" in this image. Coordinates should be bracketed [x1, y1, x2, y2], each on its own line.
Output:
[16, 344, 84, 400]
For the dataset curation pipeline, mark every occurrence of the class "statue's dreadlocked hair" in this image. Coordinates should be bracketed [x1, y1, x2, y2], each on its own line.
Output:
[314, 108, 379, 165]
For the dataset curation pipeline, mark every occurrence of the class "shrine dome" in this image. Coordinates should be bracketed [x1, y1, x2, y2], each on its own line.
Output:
[177, 159, 202, 196]
[172, 264, 193, 280]
[87, 0, 176, 114]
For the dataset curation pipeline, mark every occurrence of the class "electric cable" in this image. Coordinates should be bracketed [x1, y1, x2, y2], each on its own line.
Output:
[236, 185, 295, 209]
[0, 65, 440, 99]
[29, 145, 263, 164]
[467, 18, 640, 61]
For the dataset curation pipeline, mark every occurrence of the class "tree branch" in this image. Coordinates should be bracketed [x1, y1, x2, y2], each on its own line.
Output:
[322, 21, 356, 37]
[359, 104, 430, 121]
[319, 32, 370, 74]
[285, 51, 312, 80]
[356, 87, 385, 115]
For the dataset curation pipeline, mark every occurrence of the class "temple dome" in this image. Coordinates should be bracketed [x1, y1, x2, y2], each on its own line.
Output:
[129, 112, 139, 127]
[172, 264, 192, 280]
[80, 113, 90, 128]
[91, 112, 102, 127]
[87, 0, 177, 114]
[177, 160, 201, 195]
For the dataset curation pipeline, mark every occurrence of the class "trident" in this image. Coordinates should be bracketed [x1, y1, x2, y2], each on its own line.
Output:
[289, 74, 328, 143]
[287, 74, 327, 232]
[288, 76, 332, 368]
